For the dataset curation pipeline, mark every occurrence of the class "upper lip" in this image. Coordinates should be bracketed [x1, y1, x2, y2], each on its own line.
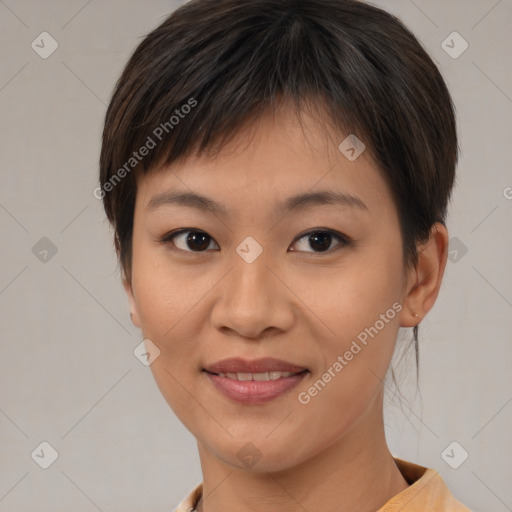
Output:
[203, 357, 308, 374]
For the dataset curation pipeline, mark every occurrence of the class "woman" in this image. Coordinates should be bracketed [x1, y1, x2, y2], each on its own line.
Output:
[98, 0, 471, 510]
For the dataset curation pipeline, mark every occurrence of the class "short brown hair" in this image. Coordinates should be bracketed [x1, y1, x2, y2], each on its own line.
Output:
[99, 0, 458, 286]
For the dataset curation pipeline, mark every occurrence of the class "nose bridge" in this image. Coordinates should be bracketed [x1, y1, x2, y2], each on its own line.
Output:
[228, 244, 275, 315]
[211, 241, 294, 337]
[235, 247, 271, 299]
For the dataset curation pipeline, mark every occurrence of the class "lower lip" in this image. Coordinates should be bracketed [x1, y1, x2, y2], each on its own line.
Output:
[204, 370, 308, 404]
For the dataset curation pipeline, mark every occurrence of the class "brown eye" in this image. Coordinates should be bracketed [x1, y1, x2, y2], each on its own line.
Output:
[290, 230, 349, 254]
[162, 229, 219, 252]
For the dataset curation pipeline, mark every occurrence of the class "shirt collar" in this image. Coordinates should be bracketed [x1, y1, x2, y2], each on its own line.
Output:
[173, 457, 470, 512]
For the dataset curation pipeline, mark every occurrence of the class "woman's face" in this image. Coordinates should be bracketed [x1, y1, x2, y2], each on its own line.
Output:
[126, 106, 415, 472]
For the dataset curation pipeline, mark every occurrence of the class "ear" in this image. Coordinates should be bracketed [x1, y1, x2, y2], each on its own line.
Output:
[123, 273, 142, 328]
[400, 222, 449, 328]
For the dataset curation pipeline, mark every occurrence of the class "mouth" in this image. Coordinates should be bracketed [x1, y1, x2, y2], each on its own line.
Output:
[203, 369, 307, 381]
[202, 358, 309, 404]
[203, 356, 309, 375]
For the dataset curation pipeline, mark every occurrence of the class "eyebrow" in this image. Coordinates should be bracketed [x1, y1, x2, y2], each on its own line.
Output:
[146, 189, 368, 215]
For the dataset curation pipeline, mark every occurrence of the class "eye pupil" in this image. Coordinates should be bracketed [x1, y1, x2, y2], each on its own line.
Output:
[309, 232, 331, 252]
[188, 232, 210, 251]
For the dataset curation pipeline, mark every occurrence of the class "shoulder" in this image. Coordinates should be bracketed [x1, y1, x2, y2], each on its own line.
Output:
[378, 457, 473, 511]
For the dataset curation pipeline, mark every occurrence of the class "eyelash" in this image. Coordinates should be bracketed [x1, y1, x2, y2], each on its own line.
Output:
[159, 228, 351, 255]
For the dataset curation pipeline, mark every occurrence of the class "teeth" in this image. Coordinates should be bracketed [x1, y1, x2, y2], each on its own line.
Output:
[216, 371, 297, 381]
[253, 372, 270, 381]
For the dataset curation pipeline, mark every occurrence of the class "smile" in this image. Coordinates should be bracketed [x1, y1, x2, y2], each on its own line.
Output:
[209, 370, 304, 381]
[203, 369, 309, 404]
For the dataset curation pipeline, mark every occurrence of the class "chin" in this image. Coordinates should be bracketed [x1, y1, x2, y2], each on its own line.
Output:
[206, 436, 308, 474]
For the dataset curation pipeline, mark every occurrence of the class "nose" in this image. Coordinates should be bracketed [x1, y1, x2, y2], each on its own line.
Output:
[209, 248, 295, 340]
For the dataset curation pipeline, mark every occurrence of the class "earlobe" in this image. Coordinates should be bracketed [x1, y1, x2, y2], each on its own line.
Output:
[400, 222, 449, 328]
[123, 275, 141, 328]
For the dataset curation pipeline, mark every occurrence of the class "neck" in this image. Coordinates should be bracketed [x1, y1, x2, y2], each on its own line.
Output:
[195, 392, 409, 512]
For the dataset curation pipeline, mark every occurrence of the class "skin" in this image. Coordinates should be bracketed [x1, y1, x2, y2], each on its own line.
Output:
[124, 103, 449, 512]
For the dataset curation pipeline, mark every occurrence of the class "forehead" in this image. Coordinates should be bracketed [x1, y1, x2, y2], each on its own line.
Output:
[135, 105, 393, 218]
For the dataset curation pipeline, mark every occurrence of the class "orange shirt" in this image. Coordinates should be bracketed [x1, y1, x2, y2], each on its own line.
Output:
[173, 457, 472, 512]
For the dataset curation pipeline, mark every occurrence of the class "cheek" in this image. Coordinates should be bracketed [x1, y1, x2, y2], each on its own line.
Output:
[131, 241, 198, 335]
[293, 238, 404, 409]
[130, 245, 204, 397]
[295, 238, 403, 341]
[292, 281, 402, 457]
[130, 251, 207, 424]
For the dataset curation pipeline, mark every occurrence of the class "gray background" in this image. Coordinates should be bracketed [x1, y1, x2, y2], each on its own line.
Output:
[1, 1, 511, 511]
